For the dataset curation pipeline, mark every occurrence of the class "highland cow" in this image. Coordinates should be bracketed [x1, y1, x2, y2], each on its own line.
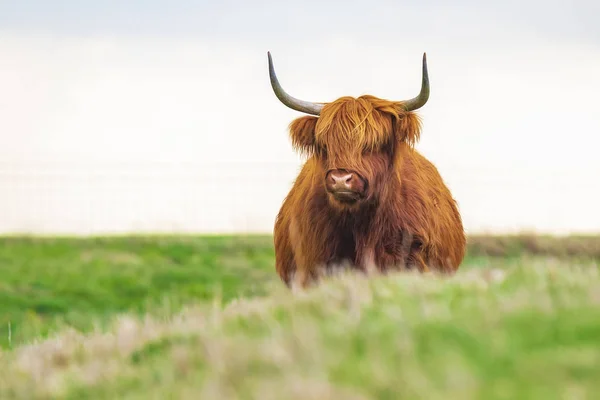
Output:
[268, 51, 466, 289]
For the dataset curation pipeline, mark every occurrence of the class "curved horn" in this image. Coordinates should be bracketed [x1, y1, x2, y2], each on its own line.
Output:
[400, 53, 430, 112]
[268, 51, 323, 116]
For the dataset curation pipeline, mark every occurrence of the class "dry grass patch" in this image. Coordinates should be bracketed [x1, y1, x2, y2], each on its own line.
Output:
[468, 234, 600, 259]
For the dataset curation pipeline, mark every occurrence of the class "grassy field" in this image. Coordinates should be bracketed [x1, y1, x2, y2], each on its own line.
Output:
[0, 235, 278, 349]
[0, 234, 599, 399]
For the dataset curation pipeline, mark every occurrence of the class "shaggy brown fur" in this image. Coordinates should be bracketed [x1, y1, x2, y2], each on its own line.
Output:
[274, 95, 466, 288]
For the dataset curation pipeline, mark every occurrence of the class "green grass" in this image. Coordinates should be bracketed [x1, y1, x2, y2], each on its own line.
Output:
[0, 233, 559, 349]
[1, 257, 599, 399]
[0, 234, 599, 398]
[0, 235, 279, 348]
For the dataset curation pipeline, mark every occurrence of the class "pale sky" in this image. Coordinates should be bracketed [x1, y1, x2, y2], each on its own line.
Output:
[1, 1, 599, 235]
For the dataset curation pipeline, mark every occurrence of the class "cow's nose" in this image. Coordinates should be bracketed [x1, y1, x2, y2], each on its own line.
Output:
[329, 171, 354, 189]
[326, 169, 366, 194]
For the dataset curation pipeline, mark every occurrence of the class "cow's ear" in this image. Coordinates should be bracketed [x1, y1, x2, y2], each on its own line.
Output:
[393, 112, 422, 149]
[289, 116, 318, 155]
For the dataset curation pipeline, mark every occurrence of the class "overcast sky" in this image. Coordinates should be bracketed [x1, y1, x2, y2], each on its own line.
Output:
[1, 1, 598, 43]
[1, 0, 599, 234]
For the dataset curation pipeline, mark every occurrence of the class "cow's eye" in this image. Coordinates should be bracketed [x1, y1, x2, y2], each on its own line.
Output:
[318, 146, 328, 158]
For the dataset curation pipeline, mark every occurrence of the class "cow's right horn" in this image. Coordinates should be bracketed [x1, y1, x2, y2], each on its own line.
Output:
[268, 51, 324, 116]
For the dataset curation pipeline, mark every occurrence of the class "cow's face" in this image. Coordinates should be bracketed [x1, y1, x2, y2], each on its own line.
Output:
[268, 52, 429, 210]
[289, 95, 421, 210]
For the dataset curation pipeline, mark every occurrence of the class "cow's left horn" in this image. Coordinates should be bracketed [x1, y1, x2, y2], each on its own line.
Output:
[400, 53, 430, 112]
[268, 51, 323, 116]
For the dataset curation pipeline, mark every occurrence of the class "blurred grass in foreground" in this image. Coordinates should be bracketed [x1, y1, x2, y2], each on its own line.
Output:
[1, 257, 599, 399]
[0, 234, 598, 350]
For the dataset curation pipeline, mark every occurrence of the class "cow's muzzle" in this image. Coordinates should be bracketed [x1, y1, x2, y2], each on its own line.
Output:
[325, 169, 366, 203]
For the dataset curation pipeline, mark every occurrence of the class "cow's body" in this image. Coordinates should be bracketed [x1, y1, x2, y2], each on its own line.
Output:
[274, 135, 465, 287]
[267, 52, 466, 288]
